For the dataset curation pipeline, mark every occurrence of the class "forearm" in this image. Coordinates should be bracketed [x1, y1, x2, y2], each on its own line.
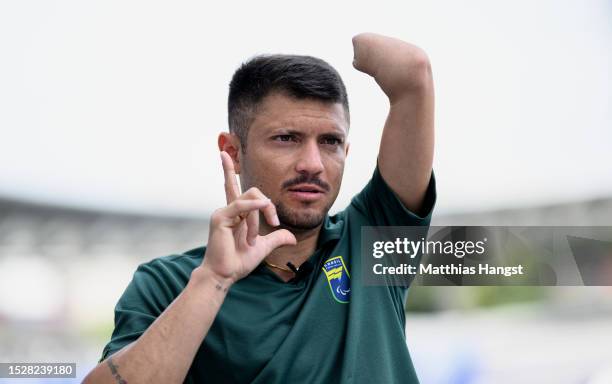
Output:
[352, 33, 435, 213]
[378, 62, 434, 212]
[83, 266, 231, 384]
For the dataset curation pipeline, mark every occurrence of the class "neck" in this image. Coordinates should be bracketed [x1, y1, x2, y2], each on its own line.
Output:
[260, 220, 322, 281]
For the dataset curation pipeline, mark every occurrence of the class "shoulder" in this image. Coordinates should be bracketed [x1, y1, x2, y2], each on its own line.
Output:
[129, 246, 206, 292]
[140, 246, 205, 269]
[346, 164, 436, 227]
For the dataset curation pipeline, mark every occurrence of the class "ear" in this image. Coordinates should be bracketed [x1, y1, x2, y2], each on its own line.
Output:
[218, 133, 242, 174]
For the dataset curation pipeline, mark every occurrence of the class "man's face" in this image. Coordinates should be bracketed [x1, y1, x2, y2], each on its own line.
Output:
[238, 92, 349, 231]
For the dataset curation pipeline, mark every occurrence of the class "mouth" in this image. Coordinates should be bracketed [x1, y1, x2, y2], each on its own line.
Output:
[287, 184, 326, 202]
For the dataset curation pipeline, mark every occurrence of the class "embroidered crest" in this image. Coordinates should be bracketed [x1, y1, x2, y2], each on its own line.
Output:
[322, 256, 351, 303]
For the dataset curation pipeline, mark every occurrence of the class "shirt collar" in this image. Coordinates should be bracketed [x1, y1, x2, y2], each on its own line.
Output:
[316, 213, 343, 249]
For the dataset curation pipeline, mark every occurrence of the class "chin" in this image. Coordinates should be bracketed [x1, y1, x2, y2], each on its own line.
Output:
[276, 203, 328, 231]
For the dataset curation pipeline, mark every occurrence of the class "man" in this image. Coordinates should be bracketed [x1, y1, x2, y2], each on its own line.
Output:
[84, 32, 436, 384]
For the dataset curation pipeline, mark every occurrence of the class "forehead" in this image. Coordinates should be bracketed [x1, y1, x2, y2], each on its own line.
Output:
[249, 92, 348, 135]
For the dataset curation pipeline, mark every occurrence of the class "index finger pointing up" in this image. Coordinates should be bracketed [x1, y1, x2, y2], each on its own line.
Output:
[221, 151, 240, 204]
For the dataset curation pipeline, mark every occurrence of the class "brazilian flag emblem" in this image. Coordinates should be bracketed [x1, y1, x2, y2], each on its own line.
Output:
[322, 256, 351, 303]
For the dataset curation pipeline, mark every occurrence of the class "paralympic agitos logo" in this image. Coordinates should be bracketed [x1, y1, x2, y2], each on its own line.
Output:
[321, 256, 351, 303]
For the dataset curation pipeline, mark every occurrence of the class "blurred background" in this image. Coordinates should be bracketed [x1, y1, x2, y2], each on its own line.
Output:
[0, 0, 611, 383]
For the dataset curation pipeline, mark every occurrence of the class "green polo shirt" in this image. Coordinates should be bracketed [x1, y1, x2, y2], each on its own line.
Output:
[101, 165, 436, 383]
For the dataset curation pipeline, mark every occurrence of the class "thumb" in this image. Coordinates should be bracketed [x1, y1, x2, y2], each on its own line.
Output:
[261, 229, 297, 252]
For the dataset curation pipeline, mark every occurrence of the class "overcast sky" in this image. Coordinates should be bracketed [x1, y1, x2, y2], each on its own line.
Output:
[0, 0, 610, 218]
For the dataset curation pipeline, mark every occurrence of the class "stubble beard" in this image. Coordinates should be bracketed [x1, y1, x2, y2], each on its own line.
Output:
[275, 200, 332, 231]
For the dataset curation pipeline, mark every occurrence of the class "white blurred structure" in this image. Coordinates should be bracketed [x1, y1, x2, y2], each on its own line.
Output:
[433, 198, 612, 226]
[0, 196, 208, 370]
[1, 195, 611, 383]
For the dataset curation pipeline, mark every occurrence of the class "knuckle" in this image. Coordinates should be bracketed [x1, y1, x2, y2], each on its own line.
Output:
[210, 209, 222, 224]
[245, 187, 261, 196]
[231, 199, 245, 210]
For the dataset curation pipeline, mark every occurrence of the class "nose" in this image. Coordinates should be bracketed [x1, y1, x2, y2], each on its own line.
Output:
[295, 140, 324, 175]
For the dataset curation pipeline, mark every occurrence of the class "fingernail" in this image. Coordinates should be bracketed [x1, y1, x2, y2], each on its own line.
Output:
[273, 215, 280, 226]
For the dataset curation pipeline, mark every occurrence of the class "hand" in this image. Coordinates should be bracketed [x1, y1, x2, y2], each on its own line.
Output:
[200, 152, 296, 285]
[352, 32, 431, 101]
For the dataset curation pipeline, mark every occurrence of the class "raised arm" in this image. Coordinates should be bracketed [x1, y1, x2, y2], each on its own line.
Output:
[352, 33, 434, 215]
[83, 152, 295, 384]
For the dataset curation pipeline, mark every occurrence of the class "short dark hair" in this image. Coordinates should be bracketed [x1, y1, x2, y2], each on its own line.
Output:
[228, 54, 349, 149]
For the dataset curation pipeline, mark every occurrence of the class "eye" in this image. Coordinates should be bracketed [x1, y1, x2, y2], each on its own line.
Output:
[320, 136, 343, 146]
[273, 134, 297, 142]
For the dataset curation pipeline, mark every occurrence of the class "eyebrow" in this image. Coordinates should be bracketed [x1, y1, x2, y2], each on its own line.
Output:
[270, 128, 347, 139]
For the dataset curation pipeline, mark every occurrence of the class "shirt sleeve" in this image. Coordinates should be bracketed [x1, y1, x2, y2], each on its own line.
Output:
[349, 164, 437, 313]
[99, 259, 179, 363]
[350, 162, 436, 227]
